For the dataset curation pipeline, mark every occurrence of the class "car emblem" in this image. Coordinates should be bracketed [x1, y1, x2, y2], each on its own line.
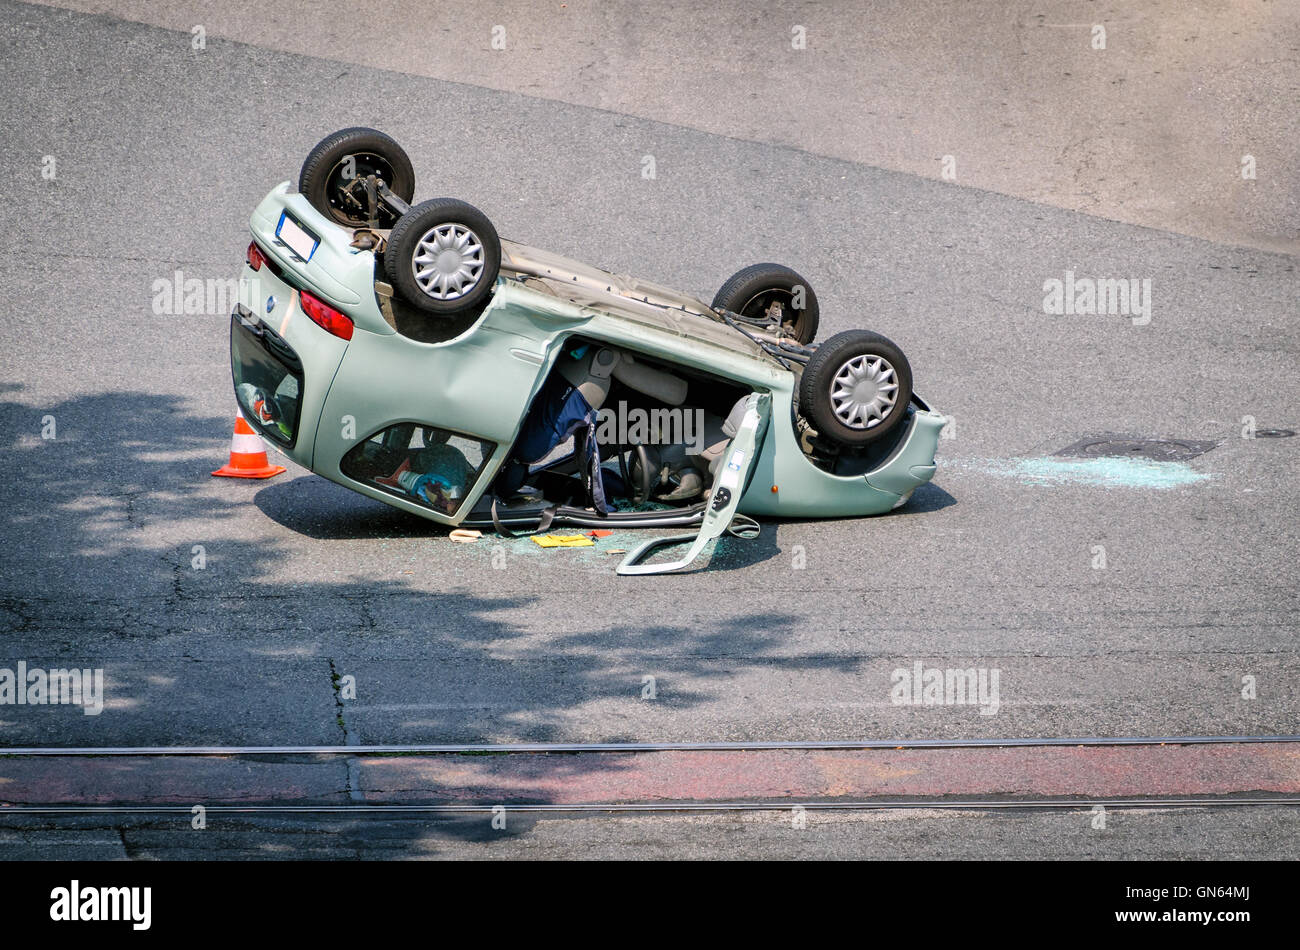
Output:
[266, 295, 276, 314]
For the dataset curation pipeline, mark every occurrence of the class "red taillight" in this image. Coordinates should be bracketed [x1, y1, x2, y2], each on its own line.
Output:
[246, 241, 269, 271]
[299, 290, 354, 341]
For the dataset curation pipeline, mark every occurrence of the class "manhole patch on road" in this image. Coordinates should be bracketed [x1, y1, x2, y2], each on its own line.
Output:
[1055, 435, 1220, 462]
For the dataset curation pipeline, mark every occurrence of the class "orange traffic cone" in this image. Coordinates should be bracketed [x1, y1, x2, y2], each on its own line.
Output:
[212, 411, 286, 479]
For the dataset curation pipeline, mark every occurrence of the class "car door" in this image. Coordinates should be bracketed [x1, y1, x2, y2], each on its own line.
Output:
[616, 392, 770, 575]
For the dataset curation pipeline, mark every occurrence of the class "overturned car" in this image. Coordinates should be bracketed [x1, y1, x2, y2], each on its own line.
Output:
[229, 128, 945, 573]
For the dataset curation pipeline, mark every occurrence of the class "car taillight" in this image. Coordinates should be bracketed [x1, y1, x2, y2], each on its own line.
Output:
[247, 241, 270, 271]
[299, 290, 354, 341]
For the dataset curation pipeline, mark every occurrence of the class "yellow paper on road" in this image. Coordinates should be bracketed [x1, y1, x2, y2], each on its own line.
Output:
[531, 534, 596, 548]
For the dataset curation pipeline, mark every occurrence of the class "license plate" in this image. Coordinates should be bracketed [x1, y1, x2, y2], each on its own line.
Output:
[275, 211, 319, 262]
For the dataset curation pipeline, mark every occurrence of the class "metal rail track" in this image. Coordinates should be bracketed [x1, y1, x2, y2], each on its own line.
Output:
[2, 799, 1300, 816]
[3, 734, 1299, 756]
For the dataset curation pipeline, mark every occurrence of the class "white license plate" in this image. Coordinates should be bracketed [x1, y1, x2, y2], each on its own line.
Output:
[276, 211, 319, 262]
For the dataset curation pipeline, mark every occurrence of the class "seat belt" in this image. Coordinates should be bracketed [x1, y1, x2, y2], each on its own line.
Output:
[491, 497, 558, 539]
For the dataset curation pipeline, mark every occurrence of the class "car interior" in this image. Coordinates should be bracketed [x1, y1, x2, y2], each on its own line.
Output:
[488, 336, 754, 519]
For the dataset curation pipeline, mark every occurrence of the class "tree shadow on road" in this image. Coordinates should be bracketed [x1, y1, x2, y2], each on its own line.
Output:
[253, 474, 438, 541]
[0, 389, 860, 855]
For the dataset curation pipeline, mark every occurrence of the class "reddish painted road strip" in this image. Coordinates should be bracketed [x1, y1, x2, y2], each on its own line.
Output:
[357, 745, 1300, 804]
[0, 757, 348, 805]
[2, 744, 1298, 805]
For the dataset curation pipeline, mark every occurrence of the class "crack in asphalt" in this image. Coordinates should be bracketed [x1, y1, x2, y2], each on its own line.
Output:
[328, 658, 365, 802]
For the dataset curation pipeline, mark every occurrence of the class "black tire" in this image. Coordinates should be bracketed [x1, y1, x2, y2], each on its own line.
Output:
[384, 198, 501, 316]
[711, 263, 820, 344]
[299, 127, 415, 228]
[799, 330, 913, 447]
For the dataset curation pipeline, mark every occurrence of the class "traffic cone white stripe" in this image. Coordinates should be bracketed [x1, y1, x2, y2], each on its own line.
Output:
[231, 432, 266, 454]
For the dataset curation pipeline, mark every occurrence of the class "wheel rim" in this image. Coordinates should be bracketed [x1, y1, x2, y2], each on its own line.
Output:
[411, 224, 485, 300]
[829, 353, 898, 429]
[324, 152, 398, 225]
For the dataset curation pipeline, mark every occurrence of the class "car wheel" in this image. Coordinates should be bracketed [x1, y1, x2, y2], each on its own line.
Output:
[711, 263, 820, 344]
[299, 127, 415, 229]
[384, 198, 502, 316]
[799, 330, 912, 446]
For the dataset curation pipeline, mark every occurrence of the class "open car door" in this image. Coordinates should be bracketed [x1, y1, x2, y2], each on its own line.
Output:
[616, 393, 770, 575]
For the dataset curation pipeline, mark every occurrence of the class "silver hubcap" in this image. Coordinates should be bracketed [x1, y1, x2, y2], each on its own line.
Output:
[830, 354, 898, 429]
[412, 224, 484, 300]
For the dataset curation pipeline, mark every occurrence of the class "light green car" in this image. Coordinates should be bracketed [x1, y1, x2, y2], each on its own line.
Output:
[230, 129, 945, 573]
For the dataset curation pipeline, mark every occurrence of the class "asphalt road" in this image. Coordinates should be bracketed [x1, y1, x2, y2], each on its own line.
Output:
[31, 0, 1300, 255]
[3, 805, 1297, 861]
[1, 1, 1297, 858]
